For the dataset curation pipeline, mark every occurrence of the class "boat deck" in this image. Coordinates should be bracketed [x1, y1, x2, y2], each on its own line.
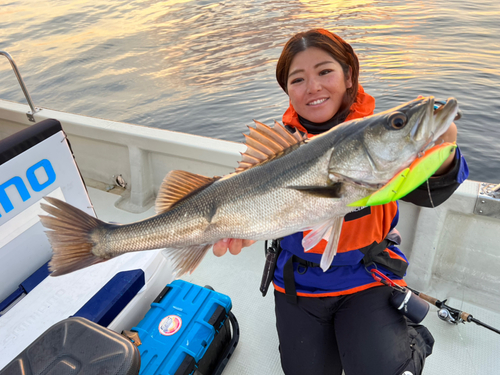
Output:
[89, 187, 500, 375]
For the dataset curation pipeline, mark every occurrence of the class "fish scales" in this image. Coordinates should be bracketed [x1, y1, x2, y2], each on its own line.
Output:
[97, 140, 341, 256]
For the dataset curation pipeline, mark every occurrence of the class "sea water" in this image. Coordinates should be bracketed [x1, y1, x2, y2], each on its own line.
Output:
[1, 0, 499, 182]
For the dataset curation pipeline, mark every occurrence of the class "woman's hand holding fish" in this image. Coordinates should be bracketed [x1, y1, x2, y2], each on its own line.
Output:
[433, 122, 457, 175]
[213, 239, 256, 256]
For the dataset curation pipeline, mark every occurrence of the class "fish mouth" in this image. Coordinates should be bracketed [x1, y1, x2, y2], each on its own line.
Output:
[414, 97, 459, 153]
[435, 98, 462, 121]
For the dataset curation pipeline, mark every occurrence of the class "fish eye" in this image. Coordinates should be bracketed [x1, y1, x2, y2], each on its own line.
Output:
[388, 112, 407, 129]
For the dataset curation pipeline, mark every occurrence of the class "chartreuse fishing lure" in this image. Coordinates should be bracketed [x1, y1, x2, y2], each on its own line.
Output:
[348, 142, 456, 207]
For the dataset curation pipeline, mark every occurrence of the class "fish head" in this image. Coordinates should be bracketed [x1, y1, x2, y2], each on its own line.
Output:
[328, 96, 459, 189]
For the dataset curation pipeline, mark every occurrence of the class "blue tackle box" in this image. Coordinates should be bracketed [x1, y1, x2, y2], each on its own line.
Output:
[131, 280, 239, 375]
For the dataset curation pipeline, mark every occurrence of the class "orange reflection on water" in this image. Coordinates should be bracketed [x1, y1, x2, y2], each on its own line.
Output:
[293, 0, 432, 82]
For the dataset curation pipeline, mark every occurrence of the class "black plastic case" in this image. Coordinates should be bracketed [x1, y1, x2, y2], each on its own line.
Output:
[1, 317, 140, 375]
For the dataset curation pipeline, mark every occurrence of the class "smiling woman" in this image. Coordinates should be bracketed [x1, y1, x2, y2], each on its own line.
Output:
[275, 29, 380, 137]
[277, 31, 355, 124]
[275, 29, 360, 132]
[285, 47, 352, 124]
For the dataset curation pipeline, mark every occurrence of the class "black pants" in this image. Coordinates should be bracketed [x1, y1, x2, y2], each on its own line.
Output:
[274, 286, 434, 375]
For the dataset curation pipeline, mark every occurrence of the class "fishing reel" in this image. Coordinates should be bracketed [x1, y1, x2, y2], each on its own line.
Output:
[435, 299, 466, 325]
[403, 288, 469, 325]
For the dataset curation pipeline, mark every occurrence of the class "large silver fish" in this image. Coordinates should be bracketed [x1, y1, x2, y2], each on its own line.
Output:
[40, 96, 459, 276]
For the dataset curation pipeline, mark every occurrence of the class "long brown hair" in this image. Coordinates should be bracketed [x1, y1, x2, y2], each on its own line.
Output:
[276, 29, 359, 109]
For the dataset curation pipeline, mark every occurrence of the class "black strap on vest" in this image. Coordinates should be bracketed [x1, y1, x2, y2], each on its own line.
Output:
[283, 239, 408, 304]
[283, 255, 298, 304]
[284, 255, 333, 304]
[359, 239, 408, 277]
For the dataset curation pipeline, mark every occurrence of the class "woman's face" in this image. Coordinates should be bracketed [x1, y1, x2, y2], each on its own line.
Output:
[287, 47, 352, 123]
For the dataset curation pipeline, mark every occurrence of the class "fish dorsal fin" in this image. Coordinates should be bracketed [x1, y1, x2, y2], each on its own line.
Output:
[236, 120, 307, 172]
[155, 170, 216, 214]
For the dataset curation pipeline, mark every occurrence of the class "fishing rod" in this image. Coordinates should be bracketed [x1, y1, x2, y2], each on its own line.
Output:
[408, 288, 500, 335]
[368, 268, 500, 334]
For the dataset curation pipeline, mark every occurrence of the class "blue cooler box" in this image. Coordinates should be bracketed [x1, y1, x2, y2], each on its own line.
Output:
[132, 280, 238, 375]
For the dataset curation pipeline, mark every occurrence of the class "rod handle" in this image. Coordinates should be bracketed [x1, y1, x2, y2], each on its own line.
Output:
[461, 311, 471, 321]
[416, 292, 438, 306]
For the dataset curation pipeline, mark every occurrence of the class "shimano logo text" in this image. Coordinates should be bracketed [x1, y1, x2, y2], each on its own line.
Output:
[0, 159, 56, 217]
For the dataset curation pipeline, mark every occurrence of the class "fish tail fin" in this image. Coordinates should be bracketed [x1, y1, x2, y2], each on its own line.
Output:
[39, 197, 108, 276]
[162, 244, 212, 277]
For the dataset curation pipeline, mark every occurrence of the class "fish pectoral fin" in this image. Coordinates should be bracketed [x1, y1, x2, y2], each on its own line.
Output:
[235, 120, 307, 173]
[301, 217, 343, 271]
[287, 183, 344, 198]
[162, 244, 212, 276]
[302, 219, 337, 251]
[155, 170, 218, 214]
[319, 216, 343, 272]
